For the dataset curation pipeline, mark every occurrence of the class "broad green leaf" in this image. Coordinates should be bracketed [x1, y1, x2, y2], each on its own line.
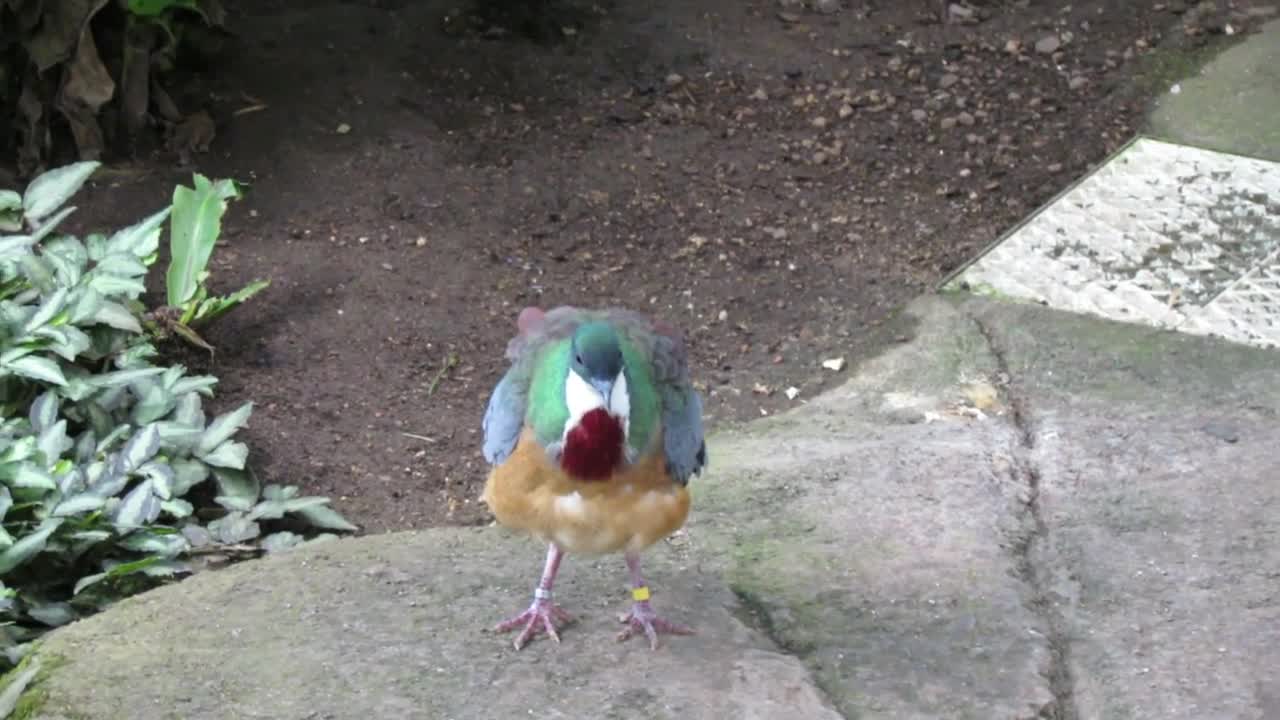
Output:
[41, 235, 89, 285]
[113, 479, 161, 531]
[214, 494, 254, 512]
[0, 518, 64, 574]
[168, 456, 208, 497]
[261, 484, 299, 501]
[68, 286, 104, 324]
[27, 602, 76, 627]
[249, 495, 327, 521]
[12, 463, 57, 490]
[200, 440, 247, 469]
[52, 493, 107, 517]
[0, 276, 28, 301]
[92, 253, 149, 279]
[57, 465, 86, 495]
[37, 419, 70, 467]
[93, 419, 130, 453]
[153, 421, 201, 450]
[0, 487, 11, 520]
[3, 354, 67, 385]
[40, 324, 91, 361]
[90, 300, 142, 333]
[106, 207, 169, 259]
[211, 466, 258, 507]
[0, 346, 32, 365]
[197, 402, 252, 455]
[23, 161, 100, 223]
[29, 391, 58, 433]
[0, 436, 36, 464]
[295, 503, 358, 532]
[0, 527, 12, 551]
[88, 366, 165, 389]
[181, 523, 212, 548]
[245, 500, 284, 520]
[0, 235, 39, 261]
[160, 364, 186, 388]
[114, 341, 158, 369]
[88, 457, 128, 497]
[161, 497, 193, 518]
[0, 191, 21, 232]
[85, 233, 108, 261]
[73, 430, 95, 464]
[22, 287, 68, 333]
[171, 375, 218, 398]
[173, 392, 205, 427]
[136, 461, 174, 499]
[18, 254, 55, 292]
[26, 205, 77, 244]
[72, 572, 108, 596]
[166, 174, 241, 306]
[208, 511, 260, 544]
[118, 531, 187, 558]
[261, 531, 304, 553]
[68, 530, 111, 543]
[132, 383, 174, 424]
[121, 424, 161, 471]
[86, 273, 147, 298]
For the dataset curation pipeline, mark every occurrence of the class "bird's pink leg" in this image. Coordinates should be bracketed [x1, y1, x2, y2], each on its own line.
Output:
[616, 552, 694, 650]
[495, 543, 573, 650]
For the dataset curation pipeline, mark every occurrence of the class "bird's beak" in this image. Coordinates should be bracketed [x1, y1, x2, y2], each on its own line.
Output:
[590, 378, 615, 409]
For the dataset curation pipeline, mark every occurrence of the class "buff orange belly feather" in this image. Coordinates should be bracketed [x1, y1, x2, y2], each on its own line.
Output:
[482, 427, 690, 556]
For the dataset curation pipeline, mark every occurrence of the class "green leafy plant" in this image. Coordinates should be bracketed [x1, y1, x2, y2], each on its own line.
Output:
[0, 161, 353, 669]
[144, 174, 270, 351]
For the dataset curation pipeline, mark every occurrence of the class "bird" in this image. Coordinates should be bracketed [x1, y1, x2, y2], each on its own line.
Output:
[480, 305, 707, 650]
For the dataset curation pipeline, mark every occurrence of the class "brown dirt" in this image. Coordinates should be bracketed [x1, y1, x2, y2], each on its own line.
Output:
[3, 0, 1265, 533]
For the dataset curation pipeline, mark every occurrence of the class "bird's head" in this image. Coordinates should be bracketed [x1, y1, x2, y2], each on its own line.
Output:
[568, 321, 626, 410]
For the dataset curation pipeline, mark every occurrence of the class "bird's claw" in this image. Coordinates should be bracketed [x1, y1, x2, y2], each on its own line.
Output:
[616, 600, 694, 650]
[495, 597, 573, 650]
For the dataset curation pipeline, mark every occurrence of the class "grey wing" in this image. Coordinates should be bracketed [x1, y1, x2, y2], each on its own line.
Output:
[662, 385, 707, 485]
[481, 371, 525, 465]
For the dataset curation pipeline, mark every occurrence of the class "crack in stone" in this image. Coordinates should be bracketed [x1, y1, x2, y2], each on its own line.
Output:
[972, 315, 1080, 720]
[728, 585, 846, 719]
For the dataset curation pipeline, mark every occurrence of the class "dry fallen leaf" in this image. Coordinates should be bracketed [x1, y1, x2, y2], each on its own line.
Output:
[962, 381, 1000, 411]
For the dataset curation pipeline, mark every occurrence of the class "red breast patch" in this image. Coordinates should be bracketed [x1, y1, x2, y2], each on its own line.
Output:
[560, 408, 624, 480]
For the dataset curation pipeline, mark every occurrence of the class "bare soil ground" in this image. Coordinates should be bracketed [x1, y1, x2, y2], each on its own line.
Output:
[3, 0, 1265, 532]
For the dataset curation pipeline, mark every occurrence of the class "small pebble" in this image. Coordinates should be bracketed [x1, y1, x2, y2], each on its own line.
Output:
[1035, 35, 1062, 54]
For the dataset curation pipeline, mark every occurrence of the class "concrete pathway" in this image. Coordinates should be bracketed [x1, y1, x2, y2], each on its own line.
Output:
[1148, 18, 1280, 162]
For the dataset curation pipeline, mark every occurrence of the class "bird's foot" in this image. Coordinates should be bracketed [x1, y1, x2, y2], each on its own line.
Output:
[494, 594, 573, 650]
[616, 598, 693, 650]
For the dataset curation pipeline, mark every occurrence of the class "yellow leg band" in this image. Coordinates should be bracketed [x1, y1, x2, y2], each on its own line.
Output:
[632, 586, 651, 602]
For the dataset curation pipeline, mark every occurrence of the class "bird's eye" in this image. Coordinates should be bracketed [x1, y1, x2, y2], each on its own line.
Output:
[575, 354, 583, 364]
